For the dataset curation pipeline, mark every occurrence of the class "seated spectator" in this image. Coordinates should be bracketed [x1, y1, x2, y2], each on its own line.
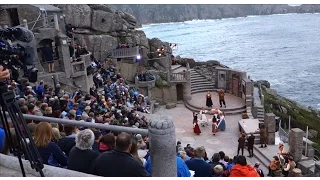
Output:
[135, 134, 146, 150]
[27, 122, 37, 137]
[282, 156, 296, 177]
[211, 153, 226, 175]
[185, 147, 212, 177]
[58, 125, 77, 156]
[98, 133, 115, 153]
[0, 126, 5, 153]
[68, 129, 100, 174]
[90, 132, 150, 177]
[34, 122, 67, 167]
[92, 129, 102, 151]
[267, 156, 281, 177]
[130, 136, 146, 167]
[254, 162, 265, 177]
[229, 155, 259, 177]
[52, 128, 61, 143]
[213, 164, 224, 177]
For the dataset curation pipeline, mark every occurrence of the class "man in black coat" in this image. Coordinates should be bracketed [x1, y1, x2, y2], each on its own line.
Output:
[247, 133, 255, 158]
[90, 132, 150, 177]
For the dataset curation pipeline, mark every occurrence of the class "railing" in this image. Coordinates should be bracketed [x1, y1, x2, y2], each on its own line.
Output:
[111, 46, 139, 58]
[17, 14, 57, 31]
[171, 72, 187, 82]
[19, 114, 177, 176]
[279, 119, 289, 144]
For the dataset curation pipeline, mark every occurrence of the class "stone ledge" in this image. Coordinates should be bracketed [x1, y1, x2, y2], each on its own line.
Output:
[0, 154, 96, 177]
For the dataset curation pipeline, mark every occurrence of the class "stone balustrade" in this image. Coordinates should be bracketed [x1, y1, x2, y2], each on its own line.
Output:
[170, 72, 187, 82]
[135, 77, 156, 88]
[111, 46, 139, 58]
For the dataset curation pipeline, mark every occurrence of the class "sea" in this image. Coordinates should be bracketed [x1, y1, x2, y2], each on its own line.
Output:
[140, 13, 320, 109]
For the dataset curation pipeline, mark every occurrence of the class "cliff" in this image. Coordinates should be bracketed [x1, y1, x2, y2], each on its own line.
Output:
[112, 4, 320, 24]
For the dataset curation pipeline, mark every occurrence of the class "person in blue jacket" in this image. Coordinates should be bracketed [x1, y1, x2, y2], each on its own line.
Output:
[145, 155, 191, 177]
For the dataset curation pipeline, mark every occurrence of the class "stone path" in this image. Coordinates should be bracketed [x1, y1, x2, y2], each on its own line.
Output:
[154, 104, 268, 172]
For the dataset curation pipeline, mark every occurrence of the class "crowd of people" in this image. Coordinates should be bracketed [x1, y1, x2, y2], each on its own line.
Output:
[136, 71, 155, 82]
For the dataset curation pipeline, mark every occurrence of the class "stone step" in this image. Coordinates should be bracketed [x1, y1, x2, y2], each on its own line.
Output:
[184, 100, 246, 115]
[191, 83, 215, 89]
[191, 82, 214, 87]
[191, 88, 217, 94]
[191, 78, 212, 83]
[191, 76, 205, 80]
[253, 146, 270, 169]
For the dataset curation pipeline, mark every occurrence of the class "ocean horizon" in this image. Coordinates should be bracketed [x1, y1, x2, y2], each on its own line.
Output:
[141, 13, 320, 109]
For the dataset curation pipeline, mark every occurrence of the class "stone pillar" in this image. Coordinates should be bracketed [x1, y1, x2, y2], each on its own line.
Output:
[289, 128, 304, 161]
[41, 12, 48, 28]
[292, 168, 302, 177]
[57, 34, 71, 78]
[148, 115, 177, 177]
[314, 161, 320, 177]
[22, 19, 28, 29]
[53, 13, 59, 31]
[183, 70, 191, 101]
[264, 113, 276, 144]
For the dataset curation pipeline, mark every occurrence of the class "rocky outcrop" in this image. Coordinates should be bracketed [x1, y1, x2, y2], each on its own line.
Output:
[112, 4, 320, 24]
[60, 4, 138, 33]
[58, 4, 168, 60]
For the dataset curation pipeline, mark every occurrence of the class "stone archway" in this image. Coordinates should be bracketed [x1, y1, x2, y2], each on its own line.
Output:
[176, 84, 184, 101]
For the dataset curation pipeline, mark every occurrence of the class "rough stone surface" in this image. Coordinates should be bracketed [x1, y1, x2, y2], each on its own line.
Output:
[166, 103, 177, 109]
[148, 115, 177, 177]
[60, 4, 92, 28]
[266, 88, 278, 96]
[256, 80, 271, 88]
[92, 10, 128, 33]
[265, 113, 276, 133]
[289, 128, 304, 162]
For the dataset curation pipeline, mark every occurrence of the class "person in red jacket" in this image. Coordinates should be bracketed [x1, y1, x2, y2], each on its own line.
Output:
[229, 155, 260, 177]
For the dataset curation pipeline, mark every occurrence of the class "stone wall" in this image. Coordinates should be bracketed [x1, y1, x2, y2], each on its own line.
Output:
[143, 86, 177, 104]
[119, 60, 139, 83]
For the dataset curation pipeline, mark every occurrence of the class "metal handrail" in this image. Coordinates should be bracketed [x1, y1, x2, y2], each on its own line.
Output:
[22, 114, 148, 135]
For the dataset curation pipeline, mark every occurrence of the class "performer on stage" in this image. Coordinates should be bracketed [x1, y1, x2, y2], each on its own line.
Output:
[217, 112, 226, 131]
[212, 116, 218, 136]
[193, 112, 201, 135]
[199, 107, 209, 126]
[218, 89, 226, 108]
[205, 91, 213, 108]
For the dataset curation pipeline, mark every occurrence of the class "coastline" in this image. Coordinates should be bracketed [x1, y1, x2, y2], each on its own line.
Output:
[138, 13, 320, 28]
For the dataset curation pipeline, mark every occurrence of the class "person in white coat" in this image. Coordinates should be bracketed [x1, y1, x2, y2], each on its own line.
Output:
[198, 107, 209, 126]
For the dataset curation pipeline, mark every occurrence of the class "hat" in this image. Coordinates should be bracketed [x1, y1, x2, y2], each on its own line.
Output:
[136, 134, 143, 142]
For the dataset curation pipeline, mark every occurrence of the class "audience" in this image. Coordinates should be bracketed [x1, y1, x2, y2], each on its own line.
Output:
[68, 129, 100, 174]
[185, 147, 212, 177]
[90, 132, 150, 177]
[229, 155, 260, 177]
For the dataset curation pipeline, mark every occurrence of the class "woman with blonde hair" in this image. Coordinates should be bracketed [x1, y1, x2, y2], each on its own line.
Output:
[52, 128, 61, 143]
[130, 136, 146, 167]
[34, 122, 67, 167]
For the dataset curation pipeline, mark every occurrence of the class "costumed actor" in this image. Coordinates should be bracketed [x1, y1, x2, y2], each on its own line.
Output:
[193, 112, 201, 135]
[206, 91, 213, 108]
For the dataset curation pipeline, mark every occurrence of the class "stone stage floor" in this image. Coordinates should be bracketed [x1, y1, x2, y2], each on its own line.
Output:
[154, 104, 268, 172]
[188, 92, 245, 110]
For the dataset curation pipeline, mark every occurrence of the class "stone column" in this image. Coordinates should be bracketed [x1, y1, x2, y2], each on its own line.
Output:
[57, 34, 71, 78]
[148, 115, 177, 177]
[53, 13, 60, 31]
[183, 70, 191, 101]
[264, 113, 276, 144]
[41, 12, 48, 28]
[289, 128, 304, 161]
[314, 161, 320, 177]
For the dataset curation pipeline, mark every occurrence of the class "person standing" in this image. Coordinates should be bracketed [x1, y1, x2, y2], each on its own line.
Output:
[218, 89, 226, 108]
[259, 124, 267, 148]
[42, 44, 54, 73]
[193, 112, 201, 135]
[205, 91, 213, 108]
[247, 133, 255, 157]
[237, 133, 246, 156]
[211, 116, 218, 136]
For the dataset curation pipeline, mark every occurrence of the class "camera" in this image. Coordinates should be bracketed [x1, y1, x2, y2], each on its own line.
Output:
[0, 27, 38, 83]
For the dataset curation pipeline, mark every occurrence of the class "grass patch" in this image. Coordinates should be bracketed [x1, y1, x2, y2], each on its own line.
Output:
[155, 79, 170, 88]
[262, 87, 320, 151]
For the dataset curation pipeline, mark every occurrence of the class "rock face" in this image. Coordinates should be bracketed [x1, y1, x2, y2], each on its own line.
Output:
[59, 4, 158, 60]
[112, 4, 320, 24]
[60, 4, 138, 32]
